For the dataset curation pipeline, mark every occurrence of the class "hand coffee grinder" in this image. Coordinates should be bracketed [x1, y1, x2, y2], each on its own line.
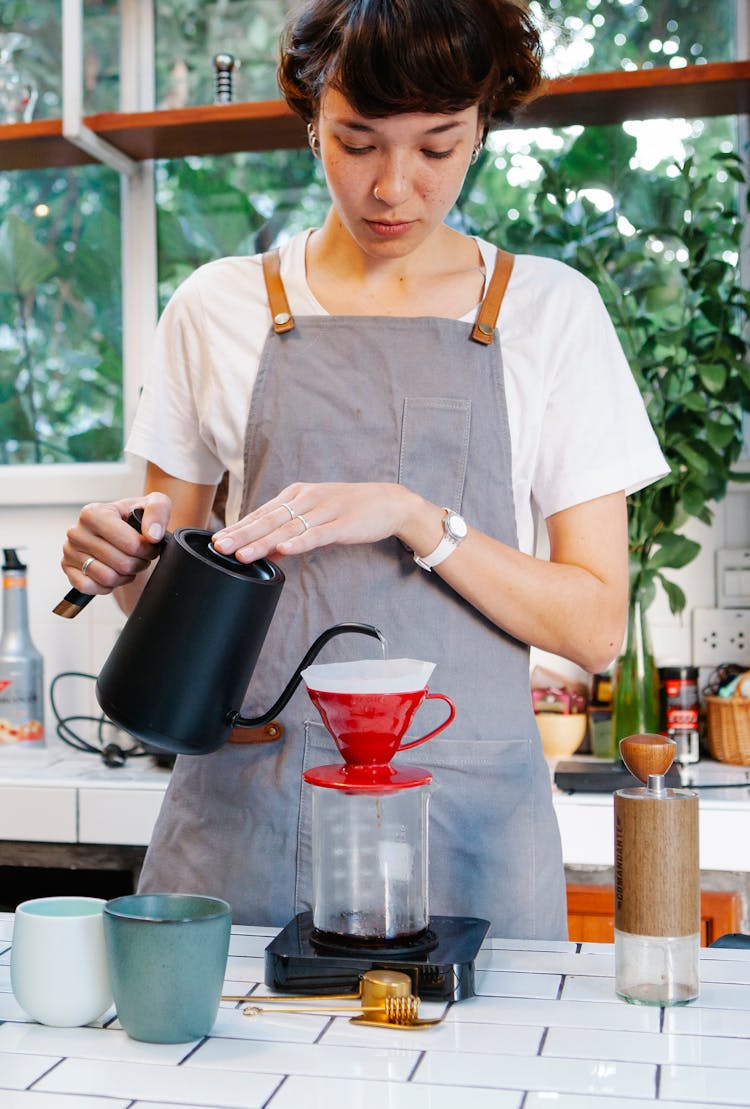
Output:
[615, 734, 700, 1005]
[264, 659, 490, 1000]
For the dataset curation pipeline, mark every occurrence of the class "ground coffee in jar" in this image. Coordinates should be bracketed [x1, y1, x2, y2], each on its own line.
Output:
[659, 666, 699, 764]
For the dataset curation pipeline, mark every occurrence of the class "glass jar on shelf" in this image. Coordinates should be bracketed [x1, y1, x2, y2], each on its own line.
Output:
[0, 33, 38, 124]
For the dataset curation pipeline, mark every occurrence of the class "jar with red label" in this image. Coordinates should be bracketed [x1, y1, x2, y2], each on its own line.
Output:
[658, 666, 699, 764]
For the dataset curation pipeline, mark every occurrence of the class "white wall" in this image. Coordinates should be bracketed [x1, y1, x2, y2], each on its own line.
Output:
[0, 502, 125, 750]
[2, 486, 750, 753]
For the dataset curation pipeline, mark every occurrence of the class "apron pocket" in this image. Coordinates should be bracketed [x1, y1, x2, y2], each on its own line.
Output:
[398, 397, 471, 509]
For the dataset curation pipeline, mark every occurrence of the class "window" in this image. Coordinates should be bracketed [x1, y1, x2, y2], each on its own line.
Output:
[0, 0, 746, 502]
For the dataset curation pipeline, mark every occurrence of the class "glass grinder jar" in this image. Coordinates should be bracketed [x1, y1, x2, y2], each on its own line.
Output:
[304, 763, 432, 947]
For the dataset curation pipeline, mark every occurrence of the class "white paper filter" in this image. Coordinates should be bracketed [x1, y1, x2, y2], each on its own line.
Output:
[301, 658, 435, 693]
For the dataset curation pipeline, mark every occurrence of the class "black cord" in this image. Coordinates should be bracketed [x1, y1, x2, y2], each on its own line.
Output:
[49, 671, 149, 767]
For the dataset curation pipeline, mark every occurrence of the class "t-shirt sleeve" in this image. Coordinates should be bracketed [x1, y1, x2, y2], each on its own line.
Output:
[126, 271, 227, 486]
[531, 269, 668, 520]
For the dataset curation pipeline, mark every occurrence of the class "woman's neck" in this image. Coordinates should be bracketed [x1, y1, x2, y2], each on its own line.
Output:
[305, 213, 486, 318]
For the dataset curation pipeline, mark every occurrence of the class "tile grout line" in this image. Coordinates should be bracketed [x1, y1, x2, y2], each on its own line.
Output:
[262, 1072, 289, 1107]
[314, 1015, 334, 1043]
[406, 1048, 426, 1083]
[26, 1054, 65, 1090]
[177, 1035, 208, 1064]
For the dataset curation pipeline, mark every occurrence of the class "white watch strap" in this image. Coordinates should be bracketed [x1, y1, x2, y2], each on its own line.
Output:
[414, 534, 460, 571]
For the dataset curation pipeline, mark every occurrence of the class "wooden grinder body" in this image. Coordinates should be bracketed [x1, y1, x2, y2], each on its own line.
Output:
[614, 787, 699, 938]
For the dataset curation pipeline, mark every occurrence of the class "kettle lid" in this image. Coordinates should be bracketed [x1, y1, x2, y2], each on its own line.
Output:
[176, 528, 285, 584]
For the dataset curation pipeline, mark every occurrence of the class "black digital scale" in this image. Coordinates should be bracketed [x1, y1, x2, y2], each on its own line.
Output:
[554, 756, 681, 793]
[265, 911, 490, 1000]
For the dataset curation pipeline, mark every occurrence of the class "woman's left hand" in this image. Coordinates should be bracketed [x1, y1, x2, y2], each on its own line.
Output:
[212, 482, 422, 562]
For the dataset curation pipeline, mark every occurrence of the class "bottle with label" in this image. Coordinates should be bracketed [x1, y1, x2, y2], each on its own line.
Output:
[659, 665, 700, 765]
[0, 549, 45, 745]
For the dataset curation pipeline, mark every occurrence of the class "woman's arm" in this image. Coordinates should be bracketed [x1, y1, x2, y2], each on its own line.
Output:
[61, 463, 218, 616]
[435, 492, 629, 674]
[210, 481, 628, 673]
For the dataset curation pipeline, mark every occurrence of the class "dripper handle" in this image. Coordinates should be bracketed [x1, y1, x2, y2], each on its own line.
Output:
[397, 692, 456, 750]
[620, 733, 677, 785]
[228, 622, 385, 729]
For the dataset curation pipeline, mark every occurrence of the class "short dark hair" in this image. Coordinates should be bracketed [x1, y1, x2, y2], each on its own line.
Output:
[278, 0, 543, 127]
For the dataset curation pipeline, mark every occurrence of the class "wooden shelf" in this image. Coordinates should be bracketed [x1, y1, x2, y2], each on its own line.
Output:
[518, 59, 750, 128]
[2, 60, 749, 172]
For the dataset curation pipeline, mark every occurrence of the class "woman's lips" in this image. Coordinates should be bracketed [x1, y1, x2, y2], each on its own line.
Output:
[365, 218, 416, 238]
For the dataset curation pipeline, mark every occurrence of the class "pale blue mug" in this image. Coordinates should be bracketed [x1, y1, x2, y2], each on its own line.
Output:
[103, 893, 231, 1043]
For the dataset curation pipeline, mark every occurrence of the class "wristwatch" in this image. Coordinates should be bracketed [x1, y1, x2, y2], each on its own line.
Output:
[414, 509, 468, 572]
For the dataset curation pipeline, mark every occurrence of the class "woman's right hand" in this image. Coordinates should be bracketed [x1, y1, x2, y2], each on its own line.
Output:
[61, 492, 172, 597]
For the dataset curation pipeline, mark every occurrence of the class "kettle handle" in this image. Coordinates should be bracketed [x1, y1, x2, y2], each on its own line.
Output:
[52, 507, 165, 619]
[227, 622, 386, 729]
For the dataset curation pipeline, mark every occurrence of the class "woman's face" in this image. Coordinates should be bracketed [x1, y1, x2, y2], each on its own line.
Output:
[315, 87, 483, 259]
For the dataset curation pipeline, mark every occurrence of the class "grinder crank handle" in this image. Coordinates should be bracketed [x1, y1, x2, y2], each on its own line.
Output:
[53, 507, 156, 619]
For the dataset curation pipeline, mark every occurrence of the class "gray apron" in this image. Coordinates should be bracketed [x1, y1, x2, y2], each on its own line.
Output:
[139, 249, 567, 940]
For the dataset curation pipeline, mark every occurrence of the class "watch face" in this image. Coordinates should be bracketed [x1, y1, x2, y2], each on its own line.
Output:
[446, 513, 468, 541]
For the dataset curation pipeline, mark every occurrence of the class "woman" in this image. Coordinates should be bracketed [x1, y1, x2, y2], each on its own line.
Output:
[61, 0, 666, 938]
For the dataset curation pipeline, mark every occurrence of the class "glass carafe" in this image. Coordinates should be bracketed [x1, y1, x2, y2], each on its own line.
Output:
[307, 771, 431, 944]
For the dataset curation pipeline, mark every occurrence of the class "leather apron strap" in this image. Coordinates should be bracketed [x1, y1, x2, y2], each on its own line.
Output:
[261, 249, 295, 334]
[263, 246, 514, 345]
[470, 249, 515, 346]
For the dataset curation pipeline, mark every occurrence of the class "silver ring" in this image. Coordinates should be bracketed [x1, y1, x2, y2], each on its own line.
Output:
[373, 185, 382, 201]
[280, 502, 297, 521]
[81, 556, 95, 576]
[297, 514, 310, 532]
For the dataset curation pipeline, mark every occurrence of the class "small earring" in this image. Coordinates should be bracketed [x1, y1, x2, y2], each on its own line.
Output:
[307, 122, 320, 158]
[470, 143, 482, 166]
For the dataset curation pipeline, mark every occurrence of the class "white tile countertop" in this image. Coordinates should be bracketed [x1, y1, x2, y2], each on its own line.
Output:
[2, 913, 750, 1108]
[0, 746, 749, 873]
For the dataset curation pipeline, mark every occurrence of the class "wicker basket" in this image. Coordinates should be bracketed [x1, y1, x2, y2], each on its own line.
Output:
[705, 670, 750, 765]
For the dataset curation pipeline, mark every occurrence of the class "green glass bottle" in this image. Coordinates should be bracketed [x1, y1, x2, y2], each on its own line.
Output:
[612, 591, 660, 750]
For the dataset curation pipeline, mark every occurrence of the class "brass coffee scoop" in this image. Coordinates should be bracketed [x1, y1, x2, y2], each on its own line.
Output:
[222, 968, 444, 1028]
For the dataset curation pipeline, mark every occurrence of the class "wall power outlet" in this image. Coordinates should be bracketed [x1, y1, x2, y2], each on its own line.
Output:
[692, 607, 750, 667]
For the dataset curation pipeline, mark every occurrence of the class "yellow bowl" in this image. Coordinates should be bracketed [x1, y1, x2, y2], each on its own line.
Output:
[535, 712, 587, 759]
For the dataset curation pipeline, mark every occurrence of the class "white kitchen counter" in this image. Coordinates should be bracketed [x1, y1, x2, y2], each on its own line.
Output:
[1, 746, 749, 875]
[0, 746, 169, 847]
[2, 912, 750, 1107]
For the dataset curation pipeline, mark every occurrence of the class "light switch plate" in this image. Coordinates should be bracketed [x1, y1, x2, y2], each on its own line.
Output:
[692, 606, 750, 667]
[716, 548, 750, 608]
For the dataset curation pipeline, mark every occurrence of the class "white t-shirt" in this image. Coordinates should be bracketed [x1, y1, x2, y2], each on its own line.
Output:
[127, 230, 667, 554]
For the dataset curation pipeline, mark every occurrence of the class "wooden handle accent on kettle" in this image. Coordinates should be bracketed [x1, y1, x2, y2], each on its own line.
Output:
[52, 508, 155, 619]
[619, 734, 676, 784]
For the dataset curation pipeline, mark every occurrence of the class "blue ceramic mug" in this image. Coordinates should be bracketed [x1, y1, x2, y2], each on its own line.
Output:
[103, 893, 231, 1043]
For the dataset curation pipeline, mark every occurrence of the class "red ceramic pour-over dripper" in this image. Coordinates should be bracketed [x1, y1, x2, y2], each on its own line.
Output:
[306, 686, 455, 770]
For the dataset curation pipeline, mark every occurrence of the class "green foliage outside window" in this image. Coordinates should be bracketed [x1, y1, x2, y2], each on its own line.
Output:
[0, 0, 743, 471]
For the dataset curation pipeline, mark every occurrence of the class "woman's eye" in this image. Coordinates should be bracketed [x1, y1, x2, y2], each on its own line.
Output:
[341, 143, 372, 156]
[422, 148, 454, 160]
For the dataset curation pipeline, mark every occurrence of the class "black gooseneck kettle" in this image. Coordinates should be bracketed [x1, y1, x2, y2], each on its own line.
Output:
[56, 510, 383, 756]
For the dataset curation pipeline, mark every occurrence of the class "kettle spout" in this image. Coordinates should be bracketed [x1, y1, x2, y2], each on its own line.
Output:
[227, 622, 386, 729]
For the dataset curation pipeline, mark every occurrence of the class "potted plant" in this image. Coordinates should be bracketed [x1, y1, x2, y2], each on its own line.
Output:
[463, 127, 750, 739]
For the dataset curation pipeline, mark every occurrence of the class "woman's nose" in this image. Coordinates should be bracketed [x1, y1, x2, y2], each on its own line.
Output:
[372, 158, 412, 206]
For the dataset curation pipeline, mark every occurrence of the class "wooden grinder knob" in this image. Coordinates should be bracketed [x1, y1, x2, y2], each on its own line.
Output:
[620, 733, 676, 784]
